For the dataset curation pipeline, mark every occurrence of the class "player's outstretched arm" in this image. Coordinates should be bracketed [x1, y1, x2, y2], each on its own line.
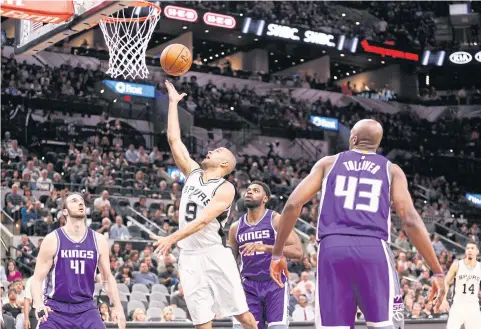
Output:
[31, 232, 57, 321]
[152, 182, 235, 255]
[391, 164, 443, 274]
[272, 157, 329, 258]
[228, 221, 240, 259]
[165, 80, 199, 177]
[440, 260, 459, 311]
[391, 164, 446, 310]
[96, 233, 126, 329]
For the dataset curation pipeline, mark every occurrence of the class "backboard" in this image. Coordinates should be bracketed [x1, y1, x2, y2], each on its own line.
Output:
[1, 0, 130, 54]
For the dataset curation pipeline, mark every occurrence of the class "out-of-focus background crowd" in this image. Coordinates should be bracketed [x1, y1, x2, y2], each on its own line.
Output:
[1, 0, 481, 327]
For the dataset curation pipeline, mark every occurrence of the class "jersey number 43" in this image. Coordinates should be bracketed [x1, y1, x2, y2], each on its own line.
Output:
[334, 175, 383, 213]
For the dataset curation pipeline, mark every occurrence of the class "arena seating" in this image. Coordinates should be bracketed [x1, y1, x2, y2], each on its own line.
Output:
[2, 40, 481, 325]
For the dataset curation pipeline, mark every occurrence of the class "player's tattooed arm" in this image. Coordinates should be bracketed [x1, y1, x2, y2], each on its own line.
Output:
[165, 80, 200, 177]
[228, 221, 240, 259]
[96, 233, 126, 329]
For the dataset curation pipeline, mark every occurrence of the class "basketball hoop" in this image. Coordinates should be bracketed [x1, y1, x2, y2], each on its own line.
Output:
[99, 1, 161, 80]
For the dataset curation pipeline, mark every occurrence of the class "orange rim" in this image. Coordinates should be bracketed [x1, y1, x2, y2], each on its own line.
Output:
[100, 0, 161, 23]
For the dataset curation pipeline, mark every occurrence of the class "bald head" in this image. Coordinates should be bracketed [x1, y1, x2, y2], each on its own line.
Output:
[349, 119, 383, 151]
[202, 147, 237, 175]
[222, 148, 237, 174]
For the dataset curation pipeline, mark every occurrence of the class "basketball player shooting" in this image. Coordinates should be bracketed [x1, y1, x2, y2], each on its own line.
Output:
[150, 80, 258, 329]
[31, 193, 126, 329]
[441, 241, 481, 329]
[270, 119, 446, 329]
[229, 181, 303, 329]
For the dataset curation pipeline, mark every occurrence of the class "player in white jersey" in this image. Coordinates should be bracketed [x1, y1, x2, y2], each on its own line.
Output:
[441, 242, 481, 329]
[150, 81, 258, 329]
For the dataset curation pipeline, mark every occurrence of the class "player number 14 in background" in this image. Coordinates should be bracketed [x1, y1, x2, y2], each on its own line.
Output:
[70, 259, 86, 275]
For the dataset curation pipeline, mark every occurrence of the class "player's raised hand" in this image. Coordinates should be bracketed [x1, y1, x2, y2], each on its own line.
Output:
[165, 80, 186, 103]
[270, 256, 289, 288]
[429, 276, 446, 313]
[35, 306, 54, 323]
[150, 234, 175, 256]
[240, 242, 267, 256]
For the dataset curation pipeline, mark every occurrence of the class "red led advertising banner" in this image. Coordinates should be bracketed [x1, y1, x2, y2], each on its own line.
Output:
[360, 40, 419, 62]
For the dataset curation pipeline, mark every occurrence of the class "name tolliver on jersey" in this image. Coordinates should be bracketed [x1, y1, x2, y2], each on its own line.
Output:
[177, 168, 232, 250]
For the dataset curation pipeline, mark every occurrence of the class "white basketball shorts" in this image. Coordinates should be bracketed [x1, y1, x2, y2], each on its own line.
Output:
[178, 244, 249, 325]
[447, 302, 481, 329]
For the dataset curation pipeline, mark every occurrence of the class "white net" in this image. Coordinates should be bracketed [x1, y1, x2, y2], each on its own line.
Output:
[99, 2, 161, 80]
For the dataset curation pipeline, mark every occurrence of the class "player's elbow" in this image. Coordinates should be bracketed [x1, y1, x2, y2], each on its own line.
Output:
[291, 246, 303, 261]
[400, 208, 422, 230]
[284, 200, 302, 213]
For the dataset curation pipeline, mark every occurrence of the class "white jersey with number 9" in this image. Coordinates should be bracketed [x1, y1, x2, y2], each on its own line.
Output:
[177, 168, 232, 251]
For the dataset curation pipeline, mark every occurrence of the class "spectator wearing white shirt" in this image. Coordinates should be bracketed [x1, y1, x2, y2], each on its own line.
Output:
[292, 294, 315, 321]
[22, 161, 41, 182]
[109, 216, 130, 239]
[125, 144, 139, 164]
[94, 190, 111, 211]
[36, 170, 53, 191]
[149, 147, 163, 163]
[7, 140, 23, 160]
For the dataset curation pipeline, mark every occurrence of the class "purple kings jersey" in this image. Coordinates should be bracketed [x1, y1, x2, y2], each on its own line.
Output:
[318, 150, 392, 241]
[236, 209, 276, 281]
[43, 227, 99, 312]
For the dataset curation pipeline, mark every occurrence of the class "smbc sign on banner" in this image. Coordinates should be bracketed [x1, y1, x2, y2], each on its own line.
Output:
[265, 23, 336, 47]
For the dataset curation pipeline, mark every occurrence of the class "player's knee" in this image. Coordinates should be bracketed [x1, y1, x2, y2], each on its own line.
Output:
[234, 312, 258, 329]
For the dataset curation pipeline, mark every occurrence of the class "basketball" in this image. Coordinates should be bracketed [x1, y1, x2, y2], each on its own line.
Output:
[160, 44, 192, 76]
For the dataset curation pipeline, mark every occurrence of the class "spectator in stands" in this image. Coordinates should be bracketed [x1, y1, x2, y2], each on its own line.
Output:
[432, 235, 447, 255]
[115, 265, 133, 286]
[125, 144, 139, 164]
[22, 188, 36, 204]
[395, 231, 411, 251]
[133, 261, 158, 285]
[98, 302, 111, 322]
[6, 261, 21, 283]
[20, 200, 40, 235]
[170, 282, 189, 320]
[132, 308, 146, 322]
[94, 190, 111, 211]
[22, 161, 40, 182]
[36, 170, 52, 191]
[109, 216, 130, 239]
[5, 184, 23, 219]
[96, 217, 111, 235]
[7, 140, 22, 161]
[158, 258, 178, 288]
[1, 289, 20, 319]
[85, 169, 100, 193]
[291, 294, 314, 321]
[161, 306, 176, 322]
[421, 300, 434, 319]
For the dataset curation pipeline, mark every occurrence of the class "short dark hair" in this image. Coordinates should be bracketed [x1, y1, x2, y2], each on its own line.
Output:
[62, 192, 84, 210]
[249, 181, 271, 198]
[466, 241, 478, 248]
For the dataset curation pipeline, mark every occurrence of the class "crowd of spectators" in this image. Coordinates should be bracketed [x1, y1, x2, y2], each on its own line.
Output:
[188, 1, 441, 48]
[169, 75, 481, 158]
